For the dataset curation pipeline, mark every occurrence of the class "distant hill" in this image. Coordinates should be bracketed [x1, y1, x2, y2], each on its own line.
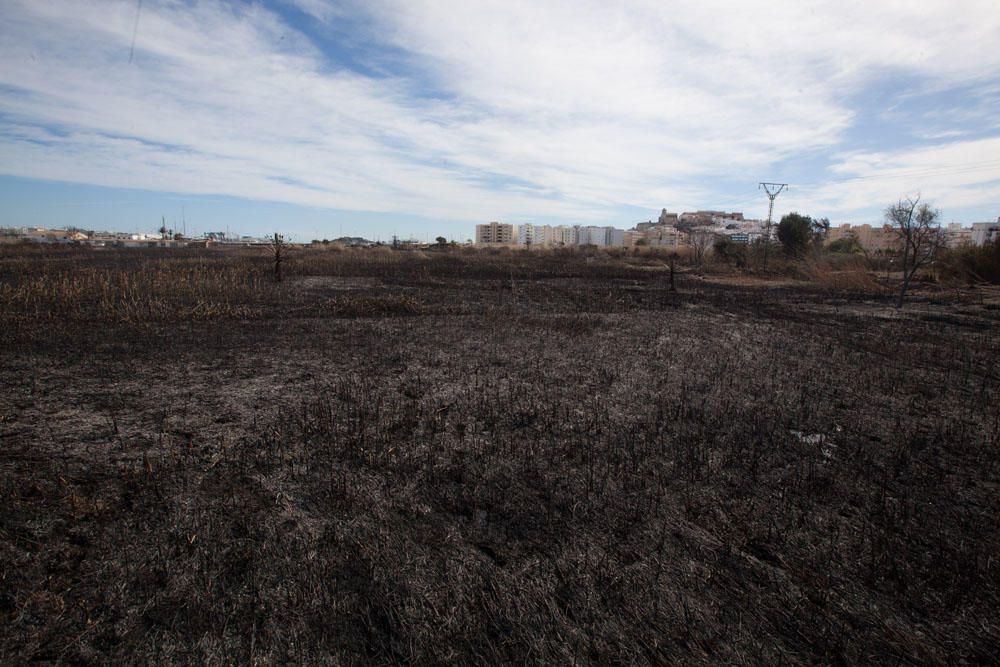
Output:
[313, 237, 375, 246]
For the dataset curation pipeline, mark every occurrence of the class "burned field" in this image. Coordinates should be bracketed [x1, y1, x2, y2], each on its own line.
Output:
[1, 245, 999, 664]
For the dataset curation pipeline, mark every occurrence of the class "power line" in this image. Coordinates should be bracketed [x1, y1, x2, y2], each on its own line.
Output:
[128, 0, 143, 64]
[664, 156, 1000, 222]
[711, 192, 767, 209]
[726, 159, 1000, 209]
[794, 158, 1000, 190]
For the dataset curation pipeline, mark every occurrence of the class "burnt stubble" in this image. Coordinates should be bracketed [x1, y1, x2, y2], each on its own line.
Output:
[2, 244, 998, 663]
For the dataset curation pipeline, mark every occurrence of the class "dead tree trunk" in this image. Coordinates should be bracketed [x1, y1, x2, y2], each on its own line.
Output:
[270, 233, 284, 282]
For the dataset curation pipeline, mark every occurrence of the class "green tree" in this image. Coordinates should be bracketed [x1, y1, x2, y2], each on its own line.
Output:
[812, 217, 830, 252]
[713, 236, 746, 267]
[827, 237, 862, 254]
[777, 212, 814, 256]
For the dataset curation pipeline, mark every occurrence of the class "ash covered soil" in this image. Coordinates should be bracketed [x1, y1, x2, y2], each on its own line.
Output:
[1, 246, 999, 664]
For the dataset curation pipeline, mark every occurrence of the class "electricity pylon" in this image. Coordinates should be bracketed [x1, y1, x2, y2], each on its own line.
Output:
[759, 182, 787, 271]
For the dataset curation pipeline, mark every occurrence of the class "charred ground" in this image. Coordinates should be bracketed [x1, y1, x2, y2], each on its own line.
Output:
[1, 245, 999, 663]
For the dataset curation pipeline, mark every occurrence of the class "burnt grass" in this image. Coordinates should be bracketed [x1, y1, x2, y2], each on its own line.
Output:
[1, 245, 999, 664]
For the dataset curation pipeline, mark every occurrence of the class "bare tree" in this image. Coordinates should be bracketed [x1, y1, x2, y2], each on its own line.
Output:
[269, 232, 285, 282]
[688, 230, 714, 267]
[885, 196, 944, 308]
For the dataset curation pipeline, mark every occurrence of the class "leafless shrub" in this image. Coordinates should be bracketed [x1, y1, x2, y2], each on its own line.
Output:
[802, 255, 881, 292]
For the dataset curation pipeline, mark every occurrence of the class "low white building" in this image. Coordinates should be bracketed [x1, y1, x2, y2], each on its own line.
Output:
[24, 229, 89, 244]
[945, 223, 974, 248]
[719, 228, 766, 245]
[971, 221, 999, 246]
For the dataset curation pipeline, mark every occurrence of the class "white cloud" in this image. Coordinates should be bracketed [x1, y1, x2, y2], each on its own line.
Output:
[0, 0, 998, 225]
[282, 0, 343, 23]
[779, 137, 1000, 220]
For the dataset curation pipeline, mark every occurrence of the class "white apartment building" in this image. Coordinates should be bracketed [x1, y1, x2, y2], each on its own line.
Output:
[578, 226, 637, 247]
[555, 225, 579, 246]
[520, 224, 566, 247]
[516, 224, 579, 247]
[480, 221, 659, 248]
[971, 221, 1000, 246]
[517, 224, 540, 246]
[578, 226, 616, 246]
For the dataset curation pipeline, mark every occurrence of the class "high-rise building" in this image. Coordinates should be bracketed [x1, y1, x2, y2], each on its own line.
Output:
[475, 222, 519, 245]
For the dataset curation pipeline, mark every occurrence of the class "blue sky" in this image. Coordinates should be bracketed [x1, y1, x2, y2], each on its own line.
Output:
[1, 0, 999, 241]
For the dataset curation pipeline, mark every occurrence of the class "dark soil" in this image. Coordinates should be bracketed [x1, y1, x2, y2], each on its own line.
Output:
[1, 246, 999, 664]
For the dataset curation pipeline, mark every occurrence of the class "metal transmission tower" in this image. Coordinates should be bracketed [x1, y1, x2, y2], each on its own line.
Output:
[758, 182, 787, 271]
[759, 182, 787, 240]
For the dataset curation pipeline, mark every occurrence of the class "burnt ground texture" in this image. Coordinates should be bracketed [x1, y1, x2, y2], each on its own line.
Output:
[1, 245, 999, 664]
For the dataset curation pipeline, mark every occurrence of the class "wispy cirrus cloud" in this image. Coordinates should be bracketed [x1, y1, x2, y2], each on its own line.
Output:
[782, 137, 1000, 220]
[0, 0, 998, 228]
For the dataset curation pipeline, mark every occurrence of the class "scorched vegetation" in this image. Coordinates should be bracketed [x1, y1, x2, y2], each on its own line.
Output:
[1, 244, 999, 664]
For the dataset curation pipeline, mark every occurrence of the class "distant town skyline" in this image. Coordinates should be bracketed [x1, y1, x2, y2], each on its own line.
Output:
[1, 1, 999, 240]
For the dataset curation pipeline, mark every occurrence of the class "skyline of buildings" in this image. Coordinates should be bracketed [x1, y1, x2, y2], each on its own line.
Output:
[476, 211, 1000, 252]
[5, 208, 999, 253]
